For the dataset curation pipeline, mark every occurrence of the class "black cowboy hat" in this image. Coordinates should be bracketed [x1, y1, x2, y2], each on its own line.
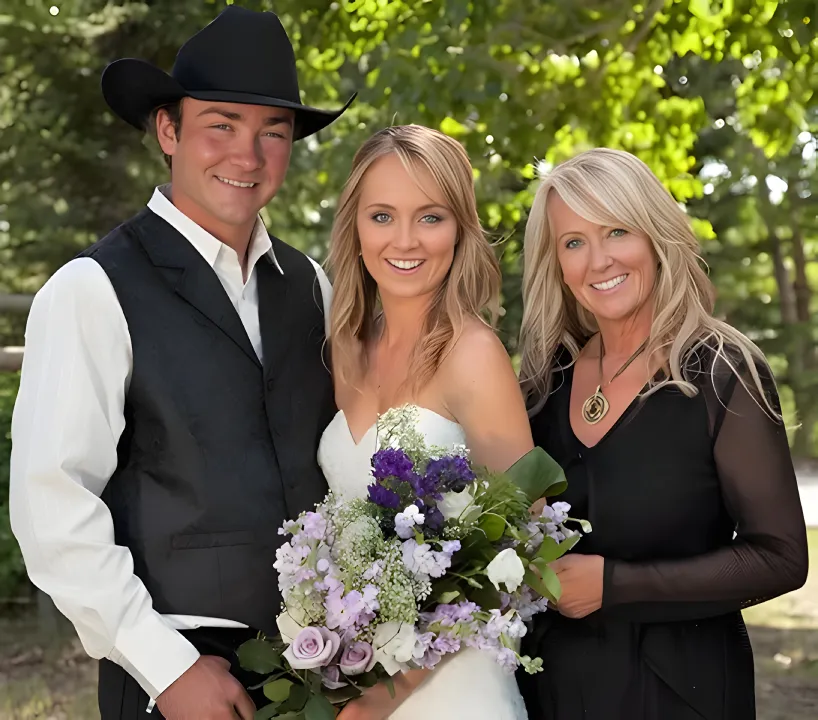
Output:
[101, 6, 355, 141]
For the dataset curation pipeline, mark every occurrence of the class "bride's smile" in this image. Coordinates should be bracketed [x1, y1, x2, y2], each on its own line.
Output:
[356, 152, 457, 301]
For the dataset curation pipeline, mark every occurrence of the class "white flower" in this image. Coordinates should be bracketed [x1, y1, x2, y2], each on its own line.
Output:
[438, 487, 475, 521]
[395, 505, 425, 539]
[372, 621, 417, 675]
[276, 611, 305, 645]
[486, 548, 525, 593]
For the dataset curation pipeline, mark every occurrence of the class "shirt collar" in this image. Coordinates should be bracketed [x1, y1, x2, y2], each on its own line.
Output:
[147, 185, 283, 275]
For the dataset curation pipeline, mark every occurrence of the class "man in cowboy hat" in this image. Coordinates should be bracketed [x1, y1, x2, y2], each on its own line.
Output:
[10, 6, 354, 719]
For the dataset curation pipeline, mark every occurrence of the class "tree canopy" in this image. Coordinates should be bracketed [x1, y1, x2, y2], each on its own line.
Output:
[0, 0, 816, 457]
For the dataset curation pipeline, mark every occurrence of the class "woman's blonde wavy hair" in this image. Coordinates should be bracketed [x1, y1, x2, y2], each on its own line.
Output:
[326, 124, 502, 390]
[518, 148, 777, 417]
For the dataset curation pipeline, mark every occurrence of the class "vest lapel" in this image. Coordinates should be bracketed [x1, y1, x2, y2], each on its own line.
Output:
[257, 253, 290, 379]
[134, 210, 261, 368]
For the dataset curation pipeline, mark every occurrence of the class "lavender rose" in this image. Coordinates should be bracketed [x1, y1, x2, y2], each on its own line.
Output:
[283, 626, 341, 670]
[339, 641, 375, 676]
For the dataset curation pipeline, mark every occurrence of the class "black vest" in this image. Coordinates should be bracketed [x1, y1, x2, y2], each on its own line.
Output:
[79, 209, 335, 634]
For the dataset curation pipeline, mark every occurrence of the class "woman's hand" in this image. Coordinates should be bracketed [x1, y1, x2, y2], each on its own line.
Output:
[549, 554, 604, 619]
[336, 670, 428, 720]
[528, 497, 548, 518]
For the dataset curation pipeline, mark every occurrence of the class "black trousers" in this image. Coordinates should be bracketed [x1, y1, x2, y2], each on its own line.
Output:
[98, 626, 268, 720]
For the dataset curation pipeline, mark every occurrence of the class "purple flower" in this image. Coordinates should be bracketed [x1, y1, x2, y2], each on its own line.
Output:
[339, 641, 375, 675]
[423, 506, 445, 533]
[325, 584, 380, 631]
[451, 600, 478, 622]
[424, 455, 476, 493]
[367, 483, 401, 509]
[401, 539, 453, 578]
[496, 647, 519, 673]
[431, 634, 461, 655]
[301, 512, 327, 540]
[321, 664, 348, 689]
[410, 473, 442, 500]
[283, 626, 340, 670]
[372, 448, 417, 483]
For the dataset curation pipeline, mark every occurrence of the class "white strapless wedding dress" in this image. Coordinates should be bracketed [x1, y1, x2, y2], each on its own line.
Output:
[317, 407, 529, 720]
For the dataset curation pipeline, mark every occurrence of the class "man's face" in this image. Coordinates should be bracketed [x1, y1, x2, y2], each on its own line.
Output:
[157, 98, 295, 238]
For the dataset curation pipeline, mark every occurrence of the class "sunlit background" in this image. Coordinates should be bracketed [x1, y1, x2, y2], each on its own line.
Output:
[0, 1, 816, 717]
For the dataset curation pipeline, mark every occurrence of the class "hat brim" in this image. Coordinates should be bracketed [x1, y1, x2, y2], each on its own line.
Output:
[101, 58, 355, 141]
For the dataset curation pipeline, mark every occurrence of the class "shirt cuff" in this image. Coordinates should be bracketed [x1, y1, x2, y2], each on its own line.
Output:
[109, 611, 200, 699]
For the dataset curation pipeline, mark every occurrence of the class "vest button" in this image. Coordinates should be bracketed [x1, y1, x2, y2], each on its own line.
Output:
[266, 379, 275, 392]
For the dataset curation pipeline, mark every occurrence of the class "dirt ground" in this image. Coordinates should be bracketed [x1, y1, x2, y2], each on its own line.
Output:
[1, 532, 816, 719]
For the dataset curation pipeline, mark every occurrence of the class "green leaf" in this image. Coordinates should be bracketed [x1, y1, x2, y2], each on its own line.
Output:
[264, 678, 294, 703]
[238, 639, 284, 674]
[324, 685, 362, 704]
[278, 684, 311, 713]
[384, 676, 396, 699]
[688, 0, 711, 20]
[534, 536, 563, 564]
[478, 513, 505, 542]
[254, 702, 282, 720]
[506, 448, 567, 503]
[524, 566, 562, 604]
[305, 694, 338, 720]
[437, 589, 462, 604]
[537, 532, 582, 563]
[468, 582, 503, 610]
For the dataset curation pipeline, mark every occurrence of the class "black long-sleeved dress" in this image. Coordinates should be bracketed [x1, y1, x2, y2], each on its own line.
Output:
[518, 349, 808, 720]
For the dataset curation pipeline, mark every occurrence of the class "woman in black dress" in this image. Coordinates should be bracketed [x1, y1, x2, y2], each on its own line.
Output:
[516, 148, 808, 719]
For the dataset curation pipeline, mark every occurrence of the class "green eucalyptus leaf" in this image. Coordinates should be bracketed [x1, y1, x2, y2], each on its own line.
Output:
[263, 678, 294, 703]
[479, 514, 505, 542]
[304, 693, 337, 720]
[506, 448, 567, 503]
[238, 639, 283, 674]
[253, 702, 282, 720]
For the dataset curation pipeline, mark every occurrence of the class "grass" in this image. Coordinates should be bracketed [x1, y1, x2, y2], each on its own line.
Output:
[1, 530, 816, 720]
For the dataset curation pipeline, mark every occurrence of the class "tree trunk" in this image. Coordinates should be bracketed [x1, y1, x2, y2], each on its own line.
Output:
[789, 226, 817, 457]
[756, 183, 816, 456]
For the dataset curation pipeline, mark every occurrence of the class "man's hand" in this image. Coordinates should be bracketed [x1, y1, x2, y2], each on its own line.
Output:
[156, 655, 255, 720]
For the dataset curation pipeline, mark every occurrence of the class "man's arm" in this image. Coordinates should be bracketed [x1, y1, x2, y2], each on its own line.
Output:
[9, 258, 199, 699]
[307, 257, 333, 338]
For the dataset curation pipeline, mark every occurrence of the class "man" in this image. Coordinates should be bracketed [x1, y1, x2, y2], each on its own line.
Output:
[10, 7, 353, 719]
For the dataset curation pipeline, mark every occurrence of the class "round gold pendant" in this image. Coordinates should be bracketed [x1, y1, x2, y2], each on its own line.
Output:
[582, 389, 609, 425]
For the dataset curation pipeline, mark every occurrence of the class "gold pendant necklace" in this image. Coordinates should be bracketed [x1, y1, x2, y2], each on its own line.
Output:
[582, 336, 649, 425]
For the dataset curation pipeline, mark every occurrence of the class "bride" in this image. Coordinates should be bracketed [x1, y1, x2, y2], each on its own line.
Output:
[318, 124, 534, 720]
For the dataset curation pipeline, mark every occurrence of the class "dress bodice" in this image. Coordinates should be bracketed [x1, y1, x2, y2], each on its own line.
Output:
[317, 406, 467, 500]
[315, 404, 527, 720]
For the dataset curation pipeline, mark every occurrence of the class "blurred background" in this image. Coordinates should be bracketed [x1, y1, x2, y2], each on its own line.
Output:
[0, 0, 816, 717]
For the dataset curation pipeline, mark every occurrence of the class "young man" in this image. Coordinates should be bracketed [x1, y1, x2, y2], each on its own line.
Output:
[10, 7, 353, 719]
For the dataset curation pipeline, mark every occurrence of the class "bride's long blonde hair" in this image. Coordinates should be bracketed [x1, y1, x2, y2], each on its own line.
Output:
[326, 125, 502, 390]
[518, 148, 778, 416]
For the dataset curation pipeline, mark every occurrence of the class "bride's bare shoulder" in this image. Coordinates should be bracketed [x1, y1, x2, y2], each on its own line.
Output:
[439, 319, 514, 387]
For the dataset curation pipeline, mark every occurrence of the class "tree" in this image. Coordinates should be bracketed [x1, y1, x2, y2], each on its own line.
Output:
[0, 0, 816, 449]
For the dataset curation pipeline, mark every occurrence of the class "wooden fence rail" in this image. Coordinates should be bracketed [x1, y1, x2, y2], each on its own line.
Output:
[0, 293, 34, 314]
[1, 346, 24, 372]
[1, 294, 32, 371]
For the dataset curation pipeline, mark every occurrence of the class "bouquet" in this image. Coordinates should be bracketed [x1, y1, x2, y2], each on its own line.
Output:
[238, 405, 590, 719]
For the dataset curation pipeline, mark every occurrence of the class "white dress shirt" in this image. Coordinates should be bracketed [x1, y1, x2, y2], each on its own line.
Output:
[9, 185, 332, 701]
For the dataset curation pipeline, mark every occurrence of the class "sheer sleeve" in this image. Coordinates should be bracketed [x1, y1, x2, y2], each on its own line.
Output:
[601, 354, 809, 623]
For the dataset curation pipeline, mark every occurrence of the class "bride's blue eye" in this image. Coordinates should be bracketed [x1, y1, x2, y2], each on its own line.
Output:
[420, 214, 442, 224]
[371, 212, 391, 224]
[565, 238, 583, 249]
[610, 228, 627, 237]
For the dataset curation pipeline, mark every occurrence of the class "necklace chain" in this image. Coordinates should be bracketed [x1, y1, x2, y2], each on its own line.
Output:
[581, 335, 649, 425]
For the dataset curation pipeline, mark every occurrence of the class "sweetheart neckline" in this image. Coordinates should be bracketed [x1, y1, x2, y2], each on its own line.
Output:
[335, 406, 462, 447]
